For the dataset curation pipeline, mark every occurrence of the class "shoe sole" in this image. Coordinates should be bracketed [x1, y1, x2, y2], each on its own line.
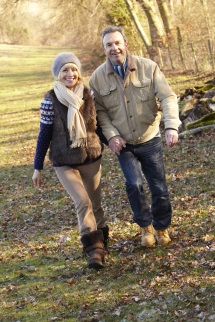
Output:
[88, 260, 104, 270]
[141, 236, 156, 247]
[156, 239, 171, 245]
[141, 238, 171, 246]
[141, 242, 156, 247]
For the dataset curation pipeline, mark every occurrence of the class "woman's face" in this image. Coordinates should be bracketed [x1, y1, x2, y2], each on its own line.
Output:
[59, 63, 80, 89]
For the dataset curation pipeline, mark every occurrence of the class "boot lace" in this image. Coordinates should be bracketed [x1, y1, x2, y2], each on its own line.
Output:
[144, 225, 154, 234]
[157, 230, 168, 237]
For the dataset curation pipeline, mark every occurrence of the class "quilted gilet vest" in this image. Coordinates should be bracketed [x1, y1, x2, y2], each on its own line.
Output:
[47, 87, 102, 166]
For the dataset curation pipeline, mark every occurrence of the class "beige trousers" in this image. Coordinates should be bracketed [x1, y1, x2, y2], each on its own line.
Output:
[54, 159, 106, 235]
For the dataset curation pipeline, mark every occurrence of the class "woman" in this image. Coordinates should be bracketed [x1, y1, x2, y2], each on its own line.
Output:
[32, 52, 108, 269]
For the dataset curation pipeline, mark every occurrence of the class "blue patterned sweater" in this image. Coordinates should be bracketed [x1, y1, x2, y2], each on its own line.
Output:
[34, 97, 54, 170]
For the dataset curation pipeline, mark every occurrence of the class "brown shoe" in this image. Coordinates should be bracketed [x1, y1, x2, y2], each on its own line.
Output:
[99, 225, 109, 251]
[141, 224, 156, 247]
[156, 229, 171, 245]
[81, 230, 105, 269]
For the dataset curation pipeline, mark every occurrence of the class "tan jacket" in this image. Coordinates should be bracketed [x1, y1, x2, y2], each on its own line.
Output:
[90, 53, 181, 144]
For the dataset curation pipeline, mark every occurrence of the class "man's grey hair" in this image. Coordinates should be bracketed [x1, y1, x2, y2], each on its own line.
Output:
[101, 26, 127, 46]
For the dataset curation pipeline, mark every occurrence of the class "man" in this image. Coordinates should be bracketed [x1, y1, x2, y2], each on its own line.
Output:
[90, 26, 181, 247]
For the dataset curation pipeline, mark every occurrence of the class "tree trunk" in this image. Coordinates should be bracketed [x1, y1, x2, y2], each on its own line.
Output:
[201, 0, 214, 60]
[168, 0, 174, 16]
[190, 43, 199, 72]
[156, 0, 174, 35]
[124, 0, 151, 48]
[177, 26, 187, 70]
[208, 40, 215, 69]
[137, 0, 166, 47]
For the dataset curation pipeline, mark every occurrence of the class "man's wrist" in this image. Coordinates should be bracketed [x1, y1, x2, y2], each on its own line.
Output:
[165, 128, 178, 132]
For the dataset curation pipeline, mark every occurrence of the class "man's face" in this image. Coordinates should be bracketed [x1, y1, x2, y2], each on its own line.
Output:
[103, 31, 128, 65]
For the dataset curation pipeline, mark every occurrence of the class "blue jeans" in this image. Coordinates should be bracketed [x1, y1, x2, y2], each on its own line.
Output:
[117, 137, 172, 230]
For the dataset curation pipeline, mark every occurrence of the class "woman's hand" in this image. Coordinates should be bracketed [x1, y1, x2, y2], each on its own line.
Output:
[32, 169, 42, 187]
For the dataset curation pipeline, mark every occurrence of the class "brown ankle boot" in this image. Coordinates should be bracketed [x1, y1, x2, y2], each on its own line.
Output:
[156, 229, 171, 245]
[99, 225, 109, 251]
[141, 224, 156, 247]
[81, 230, 105, 269]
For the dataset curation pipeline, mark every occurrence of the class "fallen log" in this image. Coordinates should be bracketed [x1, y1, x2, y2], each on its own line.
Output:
[179, 124, 215, 139]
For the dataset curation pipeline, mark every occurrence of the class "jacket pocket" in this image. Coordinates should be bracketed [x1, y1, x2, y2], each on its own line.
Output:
[132, 78, 151, 102]
[99, 83, 119, 108]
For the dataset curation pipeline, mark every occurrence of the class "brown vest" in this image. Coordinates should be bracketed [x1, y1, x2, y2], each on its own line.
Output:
[47, 87, 102, 166]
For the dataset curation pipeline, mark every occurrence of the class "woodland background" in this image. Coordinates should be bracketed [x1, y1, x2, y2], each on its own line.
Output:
[0, 0, 214, 72]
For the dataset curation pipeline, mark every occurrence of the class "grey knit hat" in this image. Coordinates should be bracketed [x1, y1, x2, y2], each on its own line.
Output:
[51, 52, 82, 78]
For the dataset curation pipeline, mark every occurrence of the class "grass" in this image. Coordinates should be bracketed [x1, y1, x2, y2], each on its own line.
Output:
[0, 44, 214, 322]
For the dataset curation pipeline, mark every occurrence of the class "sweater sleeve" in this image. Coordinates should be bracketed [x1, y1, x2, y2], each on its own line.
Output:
[34, 98, 54, 170]
[153, 64, 181, 130]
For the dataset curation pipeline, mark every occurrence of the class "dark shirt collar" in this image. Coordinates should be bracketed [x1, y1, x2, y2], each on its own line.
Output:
[110, 58, 127, 73]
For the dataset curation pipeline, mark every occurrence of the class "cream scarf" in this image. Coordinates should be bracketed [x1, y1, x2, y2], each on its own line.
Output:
[54, 80, 87, 148]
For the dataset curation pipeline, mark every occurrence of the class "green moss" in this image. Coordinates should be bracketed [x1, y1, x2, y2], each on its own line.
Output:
[186, 111, 215, 129]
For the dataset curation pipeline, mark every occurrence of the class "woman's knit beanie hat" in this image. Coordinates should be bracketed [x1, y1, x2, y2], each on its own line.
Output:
[51, 52, 82, 78]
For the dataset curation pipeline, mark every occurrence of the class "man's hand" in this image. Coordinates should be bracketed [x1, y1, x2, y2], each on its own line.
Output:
[165, 129, 178, 147]
[32, 169, 42, 187]
[108, 136, 126, 155]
